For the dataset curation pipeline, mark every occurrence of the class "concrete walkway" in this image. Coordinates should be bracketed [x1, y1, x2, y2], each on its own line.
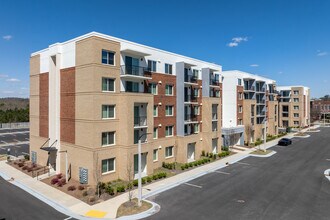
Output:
[0, 127, 314, 219]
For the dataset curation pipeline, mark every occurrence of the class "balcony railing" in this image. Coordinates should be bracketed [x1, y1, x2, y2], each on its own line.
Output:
[256, 87, 266, 92]
[210, 79, 220, 86]
[121, 65, 152, 77]
[244, 85, 255, 91]
[184, 94, 198, 102]
[184, 114, 198, 122]
[184, 75, 198, 83]
[256, 99, 266, 104]
[134, 116, 147, 127]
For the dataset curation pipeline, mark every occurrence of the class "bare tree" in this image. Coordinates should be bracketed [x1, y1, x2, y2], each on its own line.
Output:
[126, 153, 134, 202]
[245, 124, 254, 146]
[93, 152, 101, 198]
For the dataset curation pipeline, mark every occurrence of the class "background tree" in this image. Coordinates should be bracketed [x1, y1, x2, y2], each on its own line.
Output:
[93, 152, 101, 198]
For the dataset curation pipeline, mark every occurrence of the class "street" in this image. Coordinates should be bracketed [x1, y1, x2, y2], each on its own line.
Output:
[146, 128, 330, 220]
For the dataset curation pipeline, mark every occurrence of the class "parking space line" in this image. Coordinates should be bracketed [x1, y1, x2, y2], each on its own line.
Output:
[25, 138, 29, 140]
[236, 162, 250, 166]
[326, 159, 330, 161]
[13, 139, 20, 142]
[183, 183, 202, 189]
[1, 141, 8, 144]
[213, 171, 230, 175]
[64, 217, 72, 220]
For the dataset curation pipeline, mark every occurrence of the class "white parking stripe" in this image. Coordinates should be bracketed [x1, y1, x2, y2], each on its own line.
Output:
[213, 171, 230, 175]
[63, 217, 72, 220]
[236, 162, 250, 166]
[1, 141, 8, 144]
[25, 138, 29, 140]
[13, 139, 20, 142]
[326, 159, 330, 161]
[183, 183, 202, 189]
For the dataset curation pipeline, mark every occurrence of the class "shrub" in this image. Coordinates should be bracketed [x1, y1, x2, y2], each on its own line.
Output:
[209, 153, 213, 159]
[22, 166, 28, 170]
[56, 173, 63, 179]
[89, 197, 96, 203]
[18, 162, 24, 167]
[147, 176, 152, 183]
[27, 167, 33, 172]
[184, 163, 189, 169]
[213, 154, 217, 160]
[68, 185, 76, 191]
[162, 162, 176, 170]
[51, 177, 59, 185]
[78, 185, 85, 191]
[116, 185, 125, 193]
[181, 165, 185, 170]
[82, 191, 88, 197]
[98, 182, 106, 190]
[133, 179, 139, 186]
[188, 163, 193, 168]
[201, 150, 205, 157]
[105, 185, 114, 195]
[206, 152, 209, 157]
[142, 177, 146, 185]
[24, 155, 30, 160]
[32, 163, 37, 168]
[57, 182, 63, 187]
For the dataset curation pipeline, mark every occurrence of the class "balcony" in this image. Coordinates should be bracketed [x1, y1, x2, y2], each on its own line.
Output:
[256, 99, 266, 104]
[120, 65, 152, 80]
[134, 116, 147, 128]
[184, 75, 198, 84]
[184, 94, 198, 103]
[244, 85, 255, 91]
[184, 114, 198, 123]
[256, 87, 266, 93]
[209, 90, 220, 98]
[210, 79, 220, 86]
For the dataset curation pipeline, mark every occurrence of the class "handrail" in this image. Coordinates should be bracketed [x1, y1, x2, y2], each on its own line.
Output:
[39, 138, 50, 149]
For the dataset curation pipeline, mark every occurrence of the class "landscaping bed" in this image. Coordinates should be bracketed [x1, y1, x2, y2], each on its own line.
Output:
[294, 132, 309, 137]
[7, 159, 48, 177]
[250, 149, 273, 155]
[116, 198, 152, 218]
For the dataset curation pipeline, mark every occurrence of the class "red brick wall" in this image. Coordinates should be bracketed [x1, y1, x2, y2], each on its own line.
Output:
[39, 73, 49, 138]
[197, 80, 203, 132]
[146, 73, 176, 138]
[60, 67, 75, 144]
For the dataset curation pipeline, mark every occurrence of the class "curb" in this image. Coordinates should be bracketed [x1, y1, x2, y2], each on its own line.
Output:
[292, 135, 311, 138]
[324, 169, 330, 182]
[249, 151, 277, 158]
[116, 200, 160, 220]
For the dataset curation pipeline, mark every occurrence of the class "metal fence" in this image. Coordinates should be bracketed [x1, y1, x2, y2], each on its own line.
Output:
[0, 122, 29, 129]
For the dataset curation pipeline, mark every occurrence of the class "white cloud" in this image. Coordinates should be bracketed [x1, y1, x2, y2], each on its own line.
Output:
[2, 35, 12, 40]
[317, 51, 328, 56]
[278, 71, 283, 75]
[6, 78, 20, 82]
[227, 36, 248, 47]
[0, 74, 8, 78]
[250, 64, 259, 67]
[2, 90, 14, 94]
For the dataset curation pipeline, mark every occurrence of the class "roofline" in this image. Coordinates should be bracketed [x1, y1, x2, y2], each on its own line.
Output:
[222, 70, 276, 83]
[31, 31, 222, 69]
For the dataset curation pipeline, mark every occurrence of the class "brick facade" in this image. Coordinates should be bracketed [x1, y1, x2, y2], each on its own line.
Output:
[39, 73, 49, 138]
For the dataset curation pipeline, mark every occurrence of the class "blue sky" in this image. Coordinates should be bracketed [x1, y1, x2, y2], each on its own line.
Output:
[0, 0, 329, 98]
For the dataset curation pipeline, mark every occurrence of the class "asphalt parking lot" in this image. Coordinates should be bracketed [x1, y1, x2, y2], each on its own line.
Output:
[0, 128, 29, 157]
[146, 128, 330, 220]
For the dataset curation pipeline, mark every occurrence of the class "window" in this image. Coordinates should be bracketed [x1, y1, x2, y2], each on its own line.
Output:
[149, 83, 157, 95]
[193, 124, 199, 133]
[294, 113, 299, 117]
[238, 79, 242, 86]
[102, 105, 115, 119]
[153, 127, 158, 139]
[165, 85, 173, 96]
[102, 50, 115, 65]
[294, 121, 299, 125]
[102, 132, 115, 146]
[126, 81, 139, 92]
[102, 78, 115, 92]
[215, 90, 220, 98]
[293, 98, 299, 102]
[165, 146, 174, 158]
[153, 105, 158, 117]
[293, 90, 299, 95]
[238, 92, 243, 100]
[153, 149, 158, 161]
[165, 63, 173, 74]
[294, 106, 299, 110]
[148, 60, 157, 72]
[193, 88, 199, 97]
[238, 105, 243, 113]
[165, 126, 174, 137]
[101, 158, 115, 173]
[238, 119, 243, 125]
[165, 105, 173, 116]
[193, 106, 199, 115]
[192, 69, 199, 79]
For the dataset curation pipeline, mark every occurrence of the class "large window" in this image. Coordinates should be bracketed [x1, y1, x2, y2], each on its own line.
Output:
[165, 125, 174, 137]
[165, 63, 173, 74]
[165, 85, 173, 96]
[153, 127, 158, 139]
[153, 105, 158, 117]
[153, 149, 158, 161]
[102, 78, 115, 92]
[165, 105, 174, 116]
[101, 158, 115, 173]
[148, 60, 157, 72]
[293, 98, 299, 102]
[149, 83, 158, 95]
[165, 146, 174, 158]
[102, 50, 115, 65]
[102, 105, 115, 119]
[293, 90, 299, 95]
[102, 132, 115, 146]
[294, 113, 299, 117]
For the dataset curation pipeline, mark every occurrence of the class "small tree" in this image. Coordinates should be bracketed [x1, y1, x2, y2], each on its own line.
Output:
[93, 152, 101, 198]
[126, 153, 134, 202]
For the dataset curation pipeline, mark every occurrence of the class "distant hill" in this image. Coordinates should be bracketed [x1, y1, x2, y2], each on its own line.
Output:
[0, 98, 29, 111]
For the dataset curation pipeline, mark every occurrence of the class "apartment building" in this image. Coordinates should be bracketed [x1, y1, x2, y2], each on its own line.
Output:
[310, 99, 330, 121]
[277, 86, 310, 128]
[29, 32, 223, 185]
[222, 70, 278, 145]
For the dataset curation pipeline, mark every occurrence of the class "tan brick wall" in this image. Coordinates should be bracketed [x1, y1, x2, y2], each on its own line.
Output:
[39, 73, 49, 138]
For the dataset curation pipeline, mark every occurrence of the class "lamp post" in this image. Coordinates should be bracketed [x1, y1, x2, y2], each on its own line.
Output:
[137, 132, 151, 207]
[58, 150, 68, 183]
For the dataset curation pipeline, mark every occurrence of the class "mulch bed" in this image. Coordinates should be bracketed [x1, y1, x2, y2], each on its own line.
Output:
[7, 159, 48, 177]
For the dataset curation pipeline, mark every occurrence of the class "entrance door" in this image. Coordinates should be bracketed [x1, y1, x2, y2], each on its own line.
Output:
[187, 143, 195, 162]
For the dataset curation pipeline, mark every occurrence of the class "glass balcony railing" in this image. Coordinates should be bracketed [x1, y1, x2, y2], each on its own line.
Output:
[184, 94, 198, 102]
[121, 65, 152, 77]
[184, 114, 198, 122]
[184, 75, 198, 83]
[134, 116, 147, 127]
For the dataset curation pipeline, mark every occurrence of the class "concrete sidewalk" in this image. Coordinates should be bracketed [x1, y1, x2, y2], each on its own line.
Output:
[0, 128, 313, 219]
